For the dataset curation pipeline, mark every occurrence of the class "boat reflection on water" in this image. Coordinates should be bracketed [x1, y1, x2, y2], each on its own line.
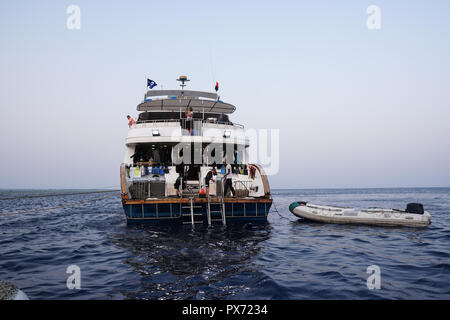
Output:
[109, 223, 271, 299]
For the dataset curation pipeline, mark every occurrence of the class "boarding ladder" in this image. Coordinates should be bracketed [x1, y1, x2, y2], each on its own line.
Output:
[206, 196, 226, 226]
[181, 197, 203, 225]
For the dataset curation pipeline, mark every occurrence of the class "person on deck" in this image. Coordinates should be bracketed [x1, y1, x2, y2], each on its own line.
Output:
[174, 173, 186, 197]
[127, 115, 136, 127]
[223, 161, 236, 198]
[204, 167, 217, 197]
[185, 107, 193, 135]
[152, 148, 161, 164]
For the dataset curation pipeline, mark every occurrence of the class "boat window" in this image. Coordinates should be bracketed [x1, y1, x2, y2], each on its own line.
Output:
[137, 111, 231, 123]
[131, 143, 172, 165]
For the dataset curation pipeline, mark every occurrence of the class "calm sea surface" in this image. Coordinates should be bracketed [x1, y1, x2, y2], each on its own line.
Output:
[0, 188, 449, 300]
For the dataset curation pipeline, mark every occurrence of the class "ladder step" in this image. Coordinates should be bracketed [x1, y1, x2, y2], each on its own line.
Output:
[207, 197, 226, 226]
[182, 221, 203, 224]
[182, 213, 203, 217]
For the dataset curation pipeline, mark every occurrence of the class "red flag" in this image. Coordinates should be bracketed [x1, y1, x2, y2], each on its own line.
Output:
[215, 82, 219, 92]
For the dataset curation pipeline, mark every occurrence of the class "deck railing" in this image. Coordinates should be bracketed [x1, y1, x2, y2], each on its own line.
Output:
[134, 119, 181, 127]
[131, 119, 244, 136]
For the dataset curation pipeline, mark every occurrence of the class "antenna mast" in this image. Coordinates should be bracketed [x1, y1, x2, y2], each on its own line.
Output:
[176, 75, 190, 95]
[177, 76, 191, 90]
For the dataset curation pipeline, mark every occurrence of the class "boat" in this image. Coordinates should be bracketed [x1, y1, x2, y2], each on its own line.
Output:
[289, 201, 431, 227]
[120, 76, 272, 224]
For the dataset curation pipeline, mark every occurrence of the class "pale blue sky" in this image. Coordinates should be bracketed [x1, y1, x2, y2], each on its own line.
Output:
[0, 0, 449, 189]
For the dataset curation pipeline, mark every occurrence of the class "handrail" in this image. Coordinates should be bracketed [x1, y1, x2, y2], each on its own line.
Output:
[203, 120, 244, 129]
[233, 180, 250, 191]
[131, 119, 244, 130]
[136, 119, 180, 123]
[144, 90, 218, 100]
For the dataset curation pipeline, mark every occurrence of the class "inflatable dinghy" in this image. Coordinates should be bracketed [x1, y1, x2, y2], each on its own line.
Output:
[289, 202, 431, 227]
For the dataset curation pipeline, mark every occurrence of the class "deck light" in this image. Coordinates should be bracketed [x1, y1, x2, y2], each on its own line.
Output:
[223, 130, 231, 138]
[152, 129, 160, 136]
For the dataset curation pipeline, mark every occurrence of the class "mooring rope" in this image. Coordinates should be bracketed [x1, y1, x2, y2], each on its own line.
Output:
[0, 193, 118, 217]
[0, 189, 119, 201]
[271, 199, 291, 221]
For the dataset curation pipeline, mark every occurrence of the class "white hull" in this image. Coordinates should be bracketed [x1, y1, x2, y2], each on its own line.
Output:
[289, 202, 431, 227]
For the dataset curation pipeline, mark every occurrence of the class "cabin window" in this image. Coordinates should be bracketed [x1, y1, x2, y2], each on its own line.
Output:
[131, 143, 172, 165]
[137, 111, 231, 123]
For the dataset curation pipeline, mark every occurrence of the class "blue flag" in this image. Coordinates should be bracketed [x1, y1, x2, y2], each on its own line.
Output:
[147, 79, 157, 89]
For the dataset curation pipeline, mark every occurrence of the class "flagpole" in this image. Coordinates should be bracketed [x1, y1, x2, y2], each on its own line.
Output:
[144, 77, 147, 96]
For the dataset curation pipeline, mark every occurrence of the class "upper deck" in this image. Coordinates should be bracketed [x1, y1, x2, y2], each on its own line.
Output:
[127, 86, 247, 145]
[137, 90, 236, 114]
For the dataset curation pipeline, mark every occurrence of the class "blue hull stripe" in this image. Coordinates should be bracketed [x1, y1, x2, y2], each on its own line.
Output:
[123, 201, 271, 222]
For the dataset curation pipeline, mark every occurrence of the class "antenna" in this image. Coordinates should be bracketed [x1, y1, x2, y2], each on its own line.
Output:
[176, 75, 190, 91]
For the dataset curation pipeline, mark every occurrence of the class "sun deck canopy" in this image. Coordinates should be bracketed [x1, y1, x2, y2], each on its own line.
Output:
[137, 90, 236, 114]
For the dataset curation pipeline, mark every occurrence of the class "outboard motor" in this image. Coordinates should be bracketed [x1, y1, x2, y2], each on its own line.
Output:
[405, 203, 424, 214]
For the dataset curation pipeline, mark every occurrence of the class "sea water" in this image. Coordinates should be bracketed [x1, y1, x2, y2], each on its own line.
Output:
[0, 188, 449, 299]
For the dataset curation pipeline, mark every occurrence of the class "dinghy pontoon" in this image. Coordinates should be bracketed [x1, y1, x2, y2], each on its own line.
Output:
[289, 202, 431, 227]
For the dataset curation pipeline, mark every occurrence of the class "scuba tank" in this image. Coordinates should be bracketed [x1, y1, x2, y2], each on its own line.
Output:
[134, 166, 141, 177]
